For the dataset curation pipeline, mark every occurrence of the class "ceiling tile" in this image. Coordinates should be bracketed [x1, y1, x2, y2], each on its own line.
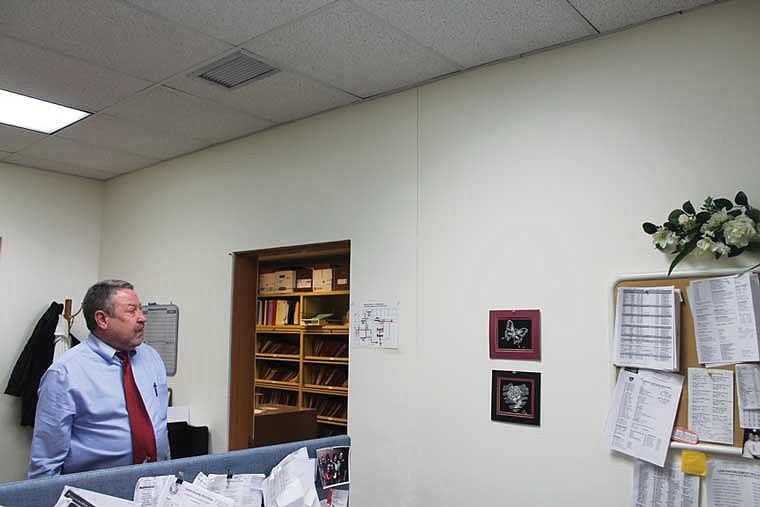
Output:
[5, 153, 119, 180]
[0, 124, 47, 153]
[353, 0, 596, 68]
[166, 70, 359, 123]
[107, 86, 274, 143]
[18, 136, 158, 174]
[124, 0, 333, 45]
[244, 0, 460, 98]
[57, 114, 211, 160]
[569, 0, 714, 32]
[0, 0, 233, 81]
[0, 36, 152, 112]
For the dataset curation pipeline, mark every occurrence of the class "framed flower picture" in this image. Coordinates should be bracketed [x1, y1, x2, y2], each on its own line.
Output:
[491, 370, 541, 426]
[489, 309, 541, 360]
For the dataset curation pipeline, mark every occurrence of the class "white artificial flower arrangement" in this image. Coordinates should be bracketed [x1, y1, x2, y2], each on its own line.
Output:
[643, 191, 760, 275]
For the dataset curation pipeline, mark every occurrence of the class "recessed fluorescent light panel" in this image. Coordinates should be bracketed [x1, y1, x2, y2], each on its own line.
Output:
[0, 88, 90, 134]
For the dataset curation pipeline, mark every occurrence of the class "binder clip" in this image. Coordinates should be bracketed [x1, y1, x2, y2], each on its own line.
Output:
[170, 471, 184, 494]
[226, 466, 233, 484]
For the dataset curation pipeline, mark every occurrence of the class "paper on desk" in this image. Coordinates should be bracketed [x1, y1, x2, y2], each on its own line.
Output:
[687, 368, 734, 445]
[134, 476, 175, 507]
[607, 369, 684, 467]
[688, 273, 760, 365]
[632, 457, 699, 507]
[613, 287, 680, 371]
[155, 479, 234, 507]
[263, 447, 319, 507]
[193, 472, 264, 507]
[55, 486, 134, 507]
[707, 458, 760, 507]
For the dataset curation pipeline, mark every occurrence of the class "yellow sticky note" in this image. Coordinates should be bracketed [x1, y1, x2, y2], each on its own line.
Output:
[681, 450, 707, 477]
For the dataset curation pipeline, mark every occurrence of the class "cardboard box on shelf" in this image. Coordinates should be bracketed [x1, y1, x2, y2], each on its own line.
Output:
[259, 271, 276, 294]
[295, 268, 313, 292]
[312, 267, 333, 292]
[275, 270, 296, 293]
[332, 266, 349, 291]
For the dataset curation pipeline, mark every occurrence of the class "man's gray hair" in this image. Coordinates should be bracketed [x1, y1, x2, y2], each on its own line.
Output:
[82, 279, 134, 331]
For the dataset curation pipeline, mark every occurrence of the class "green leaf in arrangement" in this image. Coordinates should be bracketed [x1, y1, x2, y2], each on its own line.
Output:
[668, 239, 698, 276]
[645, 190, 758, 275]
[643, 222, 658, 234]
[668, 209, 685, 224]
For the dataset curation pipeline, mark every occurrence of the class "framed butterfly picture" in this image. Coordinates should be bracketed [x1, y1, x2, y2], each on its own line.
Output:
[489, 309, 541, 360]
[491, 370, 541, 426]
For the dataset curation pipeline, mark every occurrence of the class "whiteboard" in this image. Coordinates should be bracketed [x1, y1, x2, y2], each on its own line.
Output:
[142, 303, 179, 376]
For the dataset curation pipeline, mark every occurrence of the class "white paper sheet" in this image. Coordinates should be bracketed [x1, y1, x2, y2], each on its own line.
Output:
[735, 363, 760, 428]
[193, 472, 264, 507]
[687, 368, 734, 444]
[607, 369, 684, 467]
[263, 447, 319, 507]
[736, 364, 760, 410]
[351, 301, 400, 349]
[632, 457, 700, 507]
[707, 458, 760, 507]
[55, 486, 134, 507]
[319, 490, 348, 507]
[614, 287, 679, 371]
[688, 273, 760, 365]
[155, 480, 234, 507]
[134, 476, 175, 507]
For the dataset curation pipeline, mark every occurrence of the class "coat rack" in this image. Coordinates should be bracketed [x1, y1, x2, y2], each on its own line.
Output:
[63, 299, 82, 332]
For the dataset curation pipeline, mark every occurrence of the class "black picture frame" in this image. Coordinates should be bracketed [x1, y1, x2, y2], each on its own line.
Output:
[491, 370, 541, 426]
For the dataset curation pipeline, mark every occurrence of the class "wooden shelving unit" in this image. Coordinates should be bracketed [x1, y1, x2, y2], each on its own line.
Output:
[228, 241, 350, 450]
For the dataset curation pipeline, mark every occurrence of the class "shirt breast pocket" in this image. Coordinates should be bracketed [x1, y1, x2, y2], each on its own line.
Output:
[157, 381, 169, 408]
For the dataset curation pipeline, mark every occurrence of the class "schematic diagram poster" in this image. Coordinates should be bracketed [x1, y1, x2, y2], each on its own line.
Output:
[351, 301, 400, 349]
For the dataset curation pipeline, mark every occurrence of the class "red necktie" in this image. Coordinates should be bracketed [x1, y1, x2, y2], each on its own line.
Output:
[116, 351, 157, 464]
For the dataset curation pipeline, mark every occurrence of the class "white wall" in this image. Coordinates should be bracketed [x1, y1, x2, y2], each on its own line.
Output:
[95, 0, 760, 505]
[99, 89, 421, 507]
[0, 163, 102, 482]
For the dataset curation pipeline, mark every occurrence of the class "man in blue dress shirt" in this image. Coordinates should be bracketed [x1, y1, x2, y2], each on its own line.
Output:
[29, 280, 170, 477]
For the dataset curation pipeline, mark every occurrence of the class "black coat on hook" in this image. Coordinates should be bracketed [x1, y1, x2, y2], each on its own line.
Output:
[4, 302, 79, 426]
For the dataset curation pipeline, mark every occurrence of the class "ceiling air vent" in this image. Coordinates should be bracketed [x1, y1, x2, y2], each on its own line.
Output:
[194, 52, 279, 89]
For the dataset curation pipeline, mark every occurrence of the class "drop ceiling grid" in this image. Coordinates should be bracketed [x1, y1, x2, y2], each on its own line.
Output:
[165, 70, 359, 124]
[567, 0, 716, 32]
[55, 114, 212, 160]
[244, 0, 461, 98]
[351, 0, 598, 68]
[5, 152, 125, 180]
[0, 124, 48, 153]
[121, 0, 336, 46]
[105, 86, 274, 143]
[0, 35, 153, 112]
[19, 135, 159, 174]
[0, 0, 233, 81]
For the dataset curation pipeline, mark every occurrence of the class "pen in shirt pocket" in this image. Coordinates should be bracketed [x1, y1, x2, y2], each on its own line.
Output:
[153, 382, 158, 397]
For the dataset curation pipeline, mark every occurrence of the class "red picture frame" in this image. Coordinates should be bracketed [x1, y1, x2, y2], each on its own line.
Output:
[489, 309, 541, 360]
[491, 370, 541, 426]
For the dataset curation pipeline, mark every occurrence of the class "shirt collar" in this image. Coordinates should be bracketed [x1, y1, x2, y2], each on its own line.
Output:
[86, 333, 137, 363]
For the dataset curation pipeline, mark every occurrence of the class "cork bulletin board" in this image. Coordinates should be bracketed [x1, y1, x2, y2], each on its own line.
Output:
[614, 271, 747, 450]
